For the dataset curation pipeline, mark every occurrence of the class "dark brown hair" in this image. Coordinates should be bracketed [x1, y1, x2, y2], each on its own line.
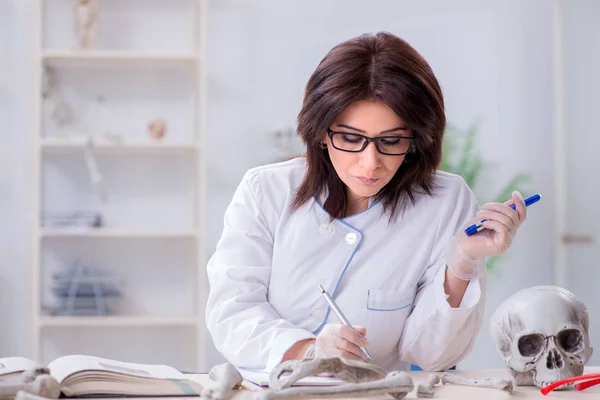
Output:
[292, 31, 446, 221]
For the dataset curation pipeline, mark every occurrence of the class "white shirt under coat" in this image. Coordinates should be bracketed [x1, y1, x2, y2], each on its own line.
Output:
[205, 157, 486, 372]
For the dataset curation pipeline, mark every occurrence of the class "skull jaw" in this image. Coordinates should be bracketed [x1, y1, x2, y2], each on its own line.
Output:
[533, 345, 588, 389]
[533, 363, 583, 389]
[506, 362, 585, 388]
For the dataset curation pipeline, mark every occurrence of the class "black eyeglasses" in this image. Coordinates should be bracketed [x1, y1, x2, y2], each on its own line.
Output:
[326, 128, 414, 156]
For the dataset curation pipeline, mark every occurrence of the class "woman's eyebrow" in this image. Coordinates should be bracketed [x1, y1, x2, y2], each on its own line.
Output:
[335, 124, 365, 133]
[335, 124, 408, 134]
[380, 126, 408, 134]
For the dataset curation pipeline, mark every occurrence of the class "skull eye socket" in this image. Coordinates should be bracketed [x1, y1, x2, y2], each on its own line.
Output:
[557, 329, 583, 353]
[518, 334, 545, 357]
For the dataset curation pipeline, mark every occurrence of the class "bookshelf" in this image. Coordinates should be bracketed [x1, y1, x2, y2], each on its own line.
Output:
[39, 316, 198, 328]
[41, 137, 200, 152]
[40, 228, 199, 239]
[30, 0, 207, 371]
[42, 50, 201, 64]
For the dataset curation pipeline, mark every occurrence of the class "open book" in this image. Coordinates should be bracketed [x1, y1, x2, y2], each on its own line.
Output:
[0, 355, 202, 397]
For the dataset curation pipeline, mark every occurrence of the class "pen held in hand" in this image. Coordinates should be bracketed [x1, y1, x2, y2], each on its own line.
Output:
[464, 193, 541, 236]
[317, 284, 373, 361]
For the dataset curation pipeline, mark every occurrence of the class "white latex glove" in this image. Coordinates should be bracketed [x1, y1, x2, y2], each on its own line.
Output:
[446, 191, 528, 280]
[313, 324, 369, 361]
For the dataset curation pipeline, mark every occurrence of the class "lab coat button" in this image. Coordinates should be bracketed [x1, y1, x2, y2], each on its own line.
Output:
[345, 232, 358, 245]
[319, 223, 333, 235]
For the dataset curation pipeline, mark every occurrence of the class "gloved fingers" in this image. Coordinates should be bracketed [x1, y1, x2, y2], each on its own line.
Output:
[335, 339, 368, 361]
[335, 349, 365, 361]
[336, 325, 368, 348]
[481, 220, 514, 252]
[481, 202, 520, 230]
[315, 334, 367, 361]
[481, 218, 511, 235]
[476, 209, 515, 231]
[353, 325, 367, 337]
[505, 190, 527, 224]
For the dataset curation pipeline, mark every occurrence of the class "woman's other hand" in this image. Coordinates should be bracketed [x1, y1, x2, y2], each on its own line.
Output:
[446, 191, 528, 280]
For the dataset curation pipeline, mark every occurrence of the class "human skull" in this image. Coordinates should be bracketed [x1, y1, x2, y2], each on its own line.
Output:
[490, 285, 592, 388]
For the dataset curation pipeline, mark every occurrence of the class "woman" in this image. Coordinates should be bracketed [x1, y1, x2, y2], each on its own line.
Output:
[205, 32, 527, 373]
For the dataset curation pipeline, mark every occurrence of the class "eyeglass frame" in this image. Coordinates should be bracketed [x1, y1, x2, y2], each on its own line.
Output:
[326, 128, 415, 156]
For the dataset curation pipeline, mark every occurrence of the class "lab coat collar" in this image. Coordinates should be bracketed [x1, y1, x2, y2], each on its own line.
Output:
[314, 186, 379, 221]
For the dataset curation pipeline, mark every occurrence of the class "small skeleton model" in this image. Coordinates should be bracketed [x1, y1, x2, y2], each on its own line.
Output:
[490, 285, 593, 389]
[0, 368, 60, 400]
[73, 0, 98, 49]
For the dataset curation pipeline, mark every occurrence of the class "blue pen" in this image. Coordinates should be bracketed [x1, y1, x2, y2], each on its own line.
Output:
[464, 193, 541, 236]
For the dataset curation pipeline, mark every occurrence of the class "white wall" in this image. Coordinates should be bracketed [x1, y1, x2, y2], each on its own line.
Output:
[0, 0, 34, 358]
[0, 0, 568, 371]
[560, 0, 600, 366]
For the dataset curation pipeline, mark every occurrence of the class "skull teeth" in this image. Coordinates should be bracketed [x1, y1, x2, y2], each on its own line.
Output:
[535, 380, 574, 390]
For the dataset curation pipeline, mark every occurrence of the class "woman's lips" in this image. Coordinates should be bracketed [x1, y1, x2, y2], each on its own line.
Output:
[357, 176, 380, 185]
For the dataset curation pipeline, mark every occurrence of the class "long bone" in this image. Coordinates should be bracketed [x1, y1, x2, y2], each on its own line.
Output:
[440, 372, 514, 393]
[201, 363, 244, 400]
[268, 357, 387, 391]
[253, 371, 413, 400]
[0, 369, 60, 400]
[416, 374, 441, 398]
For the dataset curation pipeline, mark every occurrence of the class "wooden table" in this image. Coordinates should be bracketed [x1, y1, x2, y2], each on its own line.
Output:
[190, 367, 600, 399]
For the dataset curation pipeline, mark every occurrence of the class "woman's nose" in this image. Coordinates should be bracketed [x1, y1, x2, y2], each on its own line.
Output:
[358, 141, 382, 170]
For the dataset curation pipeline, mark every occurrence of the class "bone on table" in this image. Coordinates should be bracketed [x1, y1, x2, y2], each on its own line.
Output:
[253, 371, 414, 400]
[201, 363, 244, 400]
[416, 374, 441, 398]
[0, 369, 60, 400]
[440, 372, 514, 393]
[269, 357, 388, 391]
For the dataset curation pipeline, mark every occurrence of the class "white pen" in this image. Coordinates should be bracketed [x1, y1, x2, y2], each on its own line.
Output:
[318, 284, 372, 361]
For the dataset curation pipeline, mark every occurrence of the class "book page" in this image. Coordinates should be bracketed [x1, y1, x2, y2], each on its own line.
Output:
[0, 357, 40, 377]
[238, 367, 343, 387]
[48, 355, 187, 383]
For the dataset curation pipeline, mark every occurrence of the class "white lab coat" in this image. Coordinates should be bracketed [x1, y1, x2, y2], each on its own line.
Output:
[206, 157, 486, 372]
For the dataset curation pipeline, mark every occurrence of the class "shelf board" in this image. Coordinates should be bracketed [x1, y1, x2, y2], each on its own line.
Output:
[39, 316, 199, 328]
[41, 138, 200, 152]
[41, 50, 201, 64]
[41, 228, 199, 238]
